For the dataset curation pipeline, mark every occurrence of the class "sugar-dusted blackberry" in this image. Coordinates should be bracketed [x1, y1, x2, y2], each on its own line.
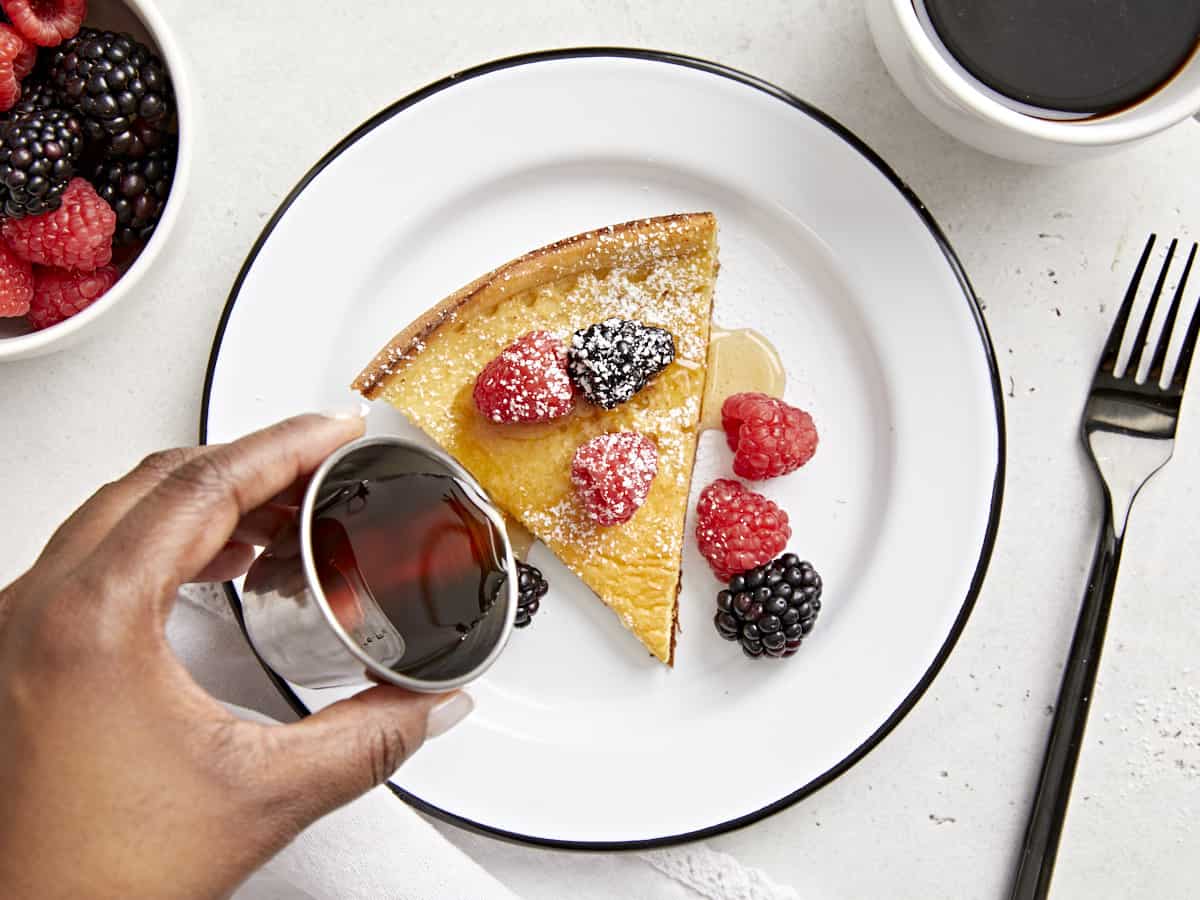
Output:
[514, 561, 548, 628]
[90, 143, 173, 244]
[713, 553, 822, 658]
[47, 28, 172, 142]
[0, 107, 83, 217]
[567, 317, 675, 409]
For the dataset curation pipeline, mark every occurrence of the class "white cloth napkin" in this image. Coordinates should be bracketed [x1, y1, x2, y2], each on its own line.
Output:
[222, 703, 517, 900]
[167, 589, 517, 900]
[171, 584, 801, 900]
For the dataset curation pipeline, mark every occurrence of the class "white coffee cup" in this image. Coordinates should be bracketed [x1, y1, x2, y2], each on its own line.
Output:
[865, 0, 1200, 164]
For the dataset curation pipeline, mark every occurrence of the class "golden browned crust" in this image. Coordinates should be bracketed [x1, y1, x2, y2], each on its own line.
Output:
[352, 212, 717, 398]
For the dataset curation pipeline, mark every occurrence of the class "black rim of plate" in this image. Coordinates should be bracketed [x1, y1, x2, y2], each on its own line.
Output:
[200, 47, 1007, 852]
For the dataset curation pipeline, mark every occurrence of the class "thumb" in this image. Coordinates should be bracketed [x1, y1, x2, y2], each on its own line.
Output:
[262, 685, 473, 826]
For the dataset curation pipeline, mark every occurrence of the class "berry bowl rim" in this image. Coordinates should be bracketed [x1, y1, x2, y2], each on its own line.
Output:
[0, 0, 192, 362]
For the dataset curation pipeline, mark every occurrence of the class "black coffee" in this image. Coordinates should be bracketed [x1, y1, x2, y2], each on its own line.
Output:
[923, 0, 1200, 115]
[311, 472, 507, 680]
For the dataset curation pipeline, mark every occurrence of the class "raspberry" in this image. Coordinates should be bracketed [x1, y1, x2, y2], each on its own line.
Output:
[0, 239, 32, 315]
[2, 0, 86, 47]
[26, 263, 117, 329]
[10, 25, 34, 78]
[571, 432, 658, 526]
[473, 330, 575, 424]
[2, 177, 115, 269]
[0, 22, 30, 111]
[0, 74, 17, 113]
[695, 479, 791, 581]
[721, 392, 819, 481]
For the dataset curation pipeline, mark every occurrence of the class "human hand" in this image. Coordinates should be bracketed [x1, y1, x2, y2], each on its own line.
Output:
[0, 413, 473, 899]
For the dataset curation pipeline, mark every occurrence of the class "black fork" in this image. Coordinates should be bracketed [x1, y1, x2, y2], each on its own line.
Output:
[1010, 235, 1200, 899]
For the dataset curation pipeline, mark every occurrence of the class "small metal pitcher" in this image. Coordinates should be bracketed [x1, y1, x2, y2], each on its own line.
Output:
[241, 435, 517, 693]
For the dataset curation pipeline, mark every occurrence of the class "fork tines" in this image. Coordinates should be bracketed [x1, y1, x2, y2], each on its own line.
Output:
[1103, 234, 1200, 393]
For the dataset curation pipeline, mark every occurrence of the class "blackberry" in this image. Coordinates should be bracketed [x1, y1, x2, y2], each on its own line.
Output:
[714, 554, 822, 658]
[514, 561, 548, 628]
[567, 317, 675, 409]
[11, 80, 60, 116]
[91, 143, 173, 245]
[0, 108, 83, 218]
[47, 28, 172, 143]
[103, 117, 169, 159]
[7, 80, 103, 173]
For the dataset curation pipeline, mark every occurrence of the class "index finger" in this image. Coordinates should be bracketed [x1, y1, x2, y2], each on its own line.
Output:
[80, 412, 365, 618]
[34, 446, 212, 578]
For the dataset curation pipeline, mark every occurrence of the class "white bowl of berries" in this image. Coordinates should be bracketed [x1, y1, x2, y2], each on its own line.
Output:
[0, 0, 189, 360]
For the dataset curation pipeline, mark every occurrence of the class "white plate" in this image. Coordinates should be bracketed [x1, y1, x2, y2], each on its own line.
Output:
[202, 50, 1004, 849]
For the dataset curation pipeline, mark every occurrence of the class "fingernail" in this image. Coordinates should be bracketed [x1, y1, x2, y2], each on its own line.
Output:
[426, 692, 474, 739]
[319, 399, 371, 421]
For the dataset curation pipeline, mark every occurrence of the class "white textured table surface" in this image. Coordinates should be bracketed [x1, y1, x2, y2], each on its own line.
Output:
[3, 2, 1199, 898]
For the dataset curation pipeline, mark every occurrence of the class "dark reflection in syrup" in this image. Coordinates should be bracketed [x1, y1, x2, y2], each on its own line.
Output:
[311, 473, 506, 678]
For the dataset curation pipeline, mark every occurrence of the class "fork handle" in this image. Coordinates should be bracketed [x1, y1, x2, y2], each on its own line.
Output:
[1010, 503, 1123, 900]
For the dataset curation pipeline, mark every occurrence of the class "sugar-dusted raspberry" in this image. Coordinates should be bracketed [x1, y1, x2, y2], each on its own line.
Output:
[695, 478, 791, 581]
[721, 392, 818, 481]
[473, 330, 575, 424]
[0, 239, 32, 316]
[2, 177, 116, 270]
[571, 431, 658, 526]
[2, 0, 86, 47]
[26, 263, 118, 329]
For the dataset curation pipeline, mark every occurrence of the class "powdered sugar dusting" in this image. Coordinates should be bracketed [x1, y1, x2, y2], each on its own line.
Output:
[472, 330, 574, 423]
[568, 317, 675, 409]
[571, 431, 659, 525]
[571, 262, 710, 362]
